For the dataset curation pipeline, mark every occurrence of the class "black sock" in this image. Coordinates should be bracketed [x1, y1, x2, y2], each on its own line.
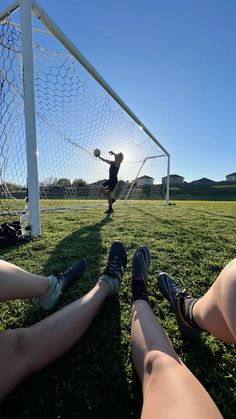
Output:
[182, 298, 201, 330]
[131, 279, 149, 303]
[109, 205, 112, 210]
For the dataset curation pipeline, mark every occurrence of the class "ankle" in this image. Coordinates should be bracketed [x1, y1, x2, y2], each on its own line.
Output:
[100, 273, 120, 295]
[191, 298, 205, 330]
[131, 278, 149, 304]
[182, 297, 202, 330]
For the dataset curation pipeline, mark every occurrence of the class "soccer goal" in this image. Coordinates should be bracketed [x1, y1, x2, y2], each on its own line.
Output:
[0, 0, 170, 237]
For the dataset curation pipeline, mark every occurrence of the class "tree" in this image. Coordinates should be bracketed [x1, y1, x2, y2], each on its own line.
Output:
[72, 178, 88, 187]
[56, 178, 71, 187]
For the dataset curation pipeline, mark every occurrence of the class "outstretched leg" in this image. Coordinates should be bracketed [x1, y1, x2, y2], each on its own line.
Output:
[158, 258, 236, 343]
[0, 280, 109, 399]
[131, 301, 222, 419]
[131, 248, 222, 418]
[193, 258, 236, 342]
[0, 258, 86, 310]
[0, 259, 50, 301]
[0, 241, 127, 400]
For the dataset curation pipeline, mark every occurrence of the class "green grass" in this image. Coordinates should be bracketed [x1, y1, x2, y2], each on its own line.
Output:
[1, 201, 236, 418]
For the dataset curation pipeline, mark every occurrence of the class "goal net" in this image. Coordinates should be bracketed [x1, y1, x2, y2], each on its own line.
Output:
[0, 3, 170, 236]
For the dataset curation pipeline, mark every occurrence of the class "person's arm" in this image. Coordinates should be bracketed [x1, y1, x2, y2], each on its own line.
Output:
[99, 156, 112, 165]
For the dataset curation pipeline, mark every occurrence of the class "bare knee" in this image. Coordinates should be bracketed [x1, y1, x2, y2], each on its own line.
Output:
[144, 350, 180, 382]
[0, 328, 33, 399]
[1, 328, 30, 361]
[100, 186, 107, 195]
[1, 328, 36, 373]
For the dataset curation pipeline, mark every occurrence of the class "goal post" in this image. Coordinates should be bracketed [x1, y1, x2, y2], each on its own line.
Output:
[0, 0, 170, 237]
[20, 0, 40, 237]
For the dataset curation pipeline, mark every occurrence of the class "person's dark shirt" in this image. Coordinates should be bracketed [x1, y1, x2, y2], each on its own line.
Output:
[109, 162, 119, 181]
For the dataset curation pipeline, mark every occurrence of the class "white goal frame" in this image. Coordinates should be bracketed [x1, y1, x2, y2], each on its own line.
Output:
[0, 0, 170, 237]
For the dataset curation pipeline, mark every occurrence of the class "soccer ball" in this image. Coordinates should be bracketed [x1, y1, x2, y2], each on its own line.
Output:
[94, 148, 101, 157]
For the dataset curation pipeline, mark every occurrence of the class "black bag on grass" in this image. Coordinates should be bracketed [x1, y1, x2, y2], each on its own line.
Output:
[0, 221, 29, 247]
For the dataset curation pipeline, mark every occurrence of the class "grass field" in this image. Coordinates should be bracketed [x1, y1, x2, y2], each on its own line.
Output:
[0, 200, 236, 418]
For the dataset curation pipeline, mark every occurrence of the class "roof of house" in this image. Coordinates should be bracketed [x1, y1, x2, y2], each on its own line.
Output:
[190, 177, 215, 184]
[137, 175, 154, 180]
[162, 174, 184, 179]
[226, 172, 236, 177]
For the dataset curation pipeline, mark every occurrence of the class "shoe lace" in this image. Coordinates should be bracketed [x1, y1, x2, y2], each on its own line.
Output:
[57, 267, 70, 284]
[175, 286, 191, 299]
[132, 257, 146, 281]
[105, 256, 121, 278]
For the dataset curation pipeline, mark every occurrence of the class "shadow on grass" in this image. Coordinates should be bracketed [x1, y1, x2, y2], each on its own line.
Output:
[181, 337, 236, 418]
[1, 213, 132, 419]
[0, 239, 29, 257]
[186, 207, 236, 221]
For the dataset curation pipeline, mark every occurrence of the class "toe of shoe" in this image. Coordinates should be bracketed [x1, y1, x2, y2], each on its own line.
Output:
[157, 272, 173, 298]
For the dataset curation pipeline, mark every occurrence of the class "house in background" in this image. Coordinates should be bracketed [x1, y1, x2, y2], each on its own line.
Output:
[226, 172, 236, 182]
[136, 175, 154, 186]
[190, 177, 215, 185]
[162, 174, 184, 185]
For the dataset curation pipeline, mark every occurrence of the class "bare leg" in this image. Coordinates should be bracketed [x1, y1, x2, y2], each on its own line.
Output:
[0, 280, 110, 400]
[99, 185, 109, 198]
[0, 260, 50, 301]
[107, 190, 113, 207]
[99, 186, 113, 209]
[193, 258, 236, 343]
[131, 300, 222, 419]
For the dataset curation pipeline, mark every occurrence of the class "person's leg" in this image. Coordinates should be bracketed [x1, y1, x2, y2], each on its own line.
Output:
[99, 185, 113, 213]
[103, 189, 114, 214]
[131, 248, 222, 419]
[158, 258, 236, 343]
[99, 185, 109, 198]
[0, 280, 109, 400]
[193, 258, 236, 342]
[107, 190, 113, 209]
[0, 259, 50, 301]
[0, 259, 86, 310]
[132, 301, 222, 419]
[0, 241, 127, 400]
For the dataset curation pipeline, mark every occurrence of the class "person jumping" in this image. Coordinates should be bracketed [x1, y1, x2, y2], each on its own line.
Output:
[98, 150, 124, 214]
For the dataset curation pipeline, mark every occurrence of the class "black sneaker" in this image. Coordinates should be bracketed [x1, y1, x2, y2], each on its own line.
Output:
[56, 259, 87, 294]
[104, 208, 113, 214]
[158, 273, 201, 339]
[40, 259, 87, 310]
[131, 246, 151, 284]
[101, 241, 127, 294]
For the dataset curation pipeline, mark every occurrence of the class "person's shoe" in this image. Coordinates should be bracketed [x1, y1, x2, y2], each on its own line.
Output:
[131, 246, 151, 283]
[104, 208, 113, 214]
[157, 272, 201, 339]
[40, 259, 87, 310]
[100, 241, 127, 294]
[130, 246, 151, 303]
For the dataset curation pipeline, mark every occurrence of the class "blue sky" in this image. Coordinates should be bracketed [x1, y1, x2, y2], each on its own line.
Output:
[2, 0, 236, 182]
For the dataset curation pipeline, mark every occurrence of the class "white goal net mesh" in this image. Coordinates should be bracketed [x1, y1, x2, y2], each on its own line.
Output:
[0, 16, 168, 225]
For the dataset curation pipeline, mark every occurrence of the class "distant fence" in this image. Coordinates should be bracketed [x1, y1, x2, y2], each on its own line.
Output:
[2, 183, 236, 201]
[170, 183, 236, 201]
